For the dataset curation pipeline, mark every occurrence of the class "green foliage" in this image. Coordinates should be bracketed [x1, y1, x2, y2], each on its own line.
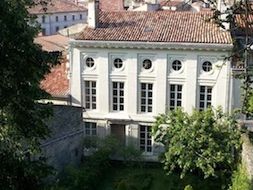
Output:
[184, 185, 194, 190]
[115, 173, 153, 190]
[0, 0, 59, 189]
[229, 164, 252, 190]
[153, 108, 241, 178]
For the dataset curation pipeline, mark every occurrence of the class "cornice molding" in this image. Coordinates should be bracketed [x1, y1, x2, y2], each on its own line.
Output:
[70, 40, 233, 51]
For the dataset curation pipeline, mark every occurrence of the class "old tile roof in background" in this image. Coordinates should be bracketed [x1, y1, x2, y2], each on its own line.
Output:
[35, 35, 69, 97]
[40, 59, 69, 97]
[34, 34, 69, 52]
[29, 0, 87, 14]
[235, 14, 253, 36]
[99, 0, 124, 11]
[76, 11, 232, 44]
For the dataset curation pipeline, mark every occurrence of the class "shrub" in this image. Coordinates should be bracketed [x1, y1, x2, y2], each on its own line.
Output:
[229, 164, 252, 190]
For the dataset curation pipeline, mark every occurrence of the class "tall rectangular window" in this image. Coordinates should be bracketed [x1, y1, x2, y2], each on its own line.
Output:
[55, 26, 59, 32]
[42, 15, 45, 23]
[55, 16, 58, 22]
[84, 81, 96, 110]
[85, 122, 96, 136]
[64, 15, 67, 21]
[112, 82, 124, 111]
[72, 15, 75, 21]
[80, 14, 83, 20]
[199, 86, 212, 110]
[42, 28, 46, 35]
[140, 83, 153, 113]
[170, 84, 182, 110]
[139, 125, 152, 153]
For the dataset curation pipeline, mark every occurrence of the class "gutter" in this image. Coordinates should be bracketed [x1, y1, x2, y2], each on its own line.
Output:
[70, 40, 233, 51]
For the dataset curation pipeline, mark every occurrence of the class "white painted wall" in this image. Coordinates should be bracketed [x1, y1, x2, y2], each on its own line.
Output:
[70, 47, 235, 120]
[69, 45, 241, 158]
[37, 11, 87, 35]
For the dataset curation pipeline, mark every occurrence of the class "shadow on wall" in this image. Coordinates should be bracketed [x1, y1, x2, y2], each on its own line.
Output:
[41, 105, 83, 172]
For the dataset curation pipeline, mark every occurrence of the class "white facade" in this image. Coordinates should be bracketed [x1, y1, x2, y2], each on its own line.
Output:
[69, 40, 239, 159]
[37, 11, 87, 36]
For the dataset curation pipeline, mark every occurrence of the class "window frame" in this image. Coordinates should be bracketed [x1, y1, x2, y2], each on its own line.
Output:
[85, 57, 95, 68]
[142, 59, 152, 70]
[139, 125, 152, 154]
[112, 82, 124, 111]
[169, 84, 182, 110]
[140, 83, 153, 113]
[199, 85, 212, 111]
[113, 58, 123, 69]
[84, 81, 96, 110]
[202, 61, 213, 72]
[172, 60, 182, 71]
[42, 15, 46, 23]
[85, 122, 97, 136]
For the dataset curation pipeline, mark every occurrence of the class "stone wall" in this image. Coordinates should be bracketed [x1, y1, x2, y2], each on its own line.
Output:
[242, 133, 253, 180]
[41, 105, 83, 172]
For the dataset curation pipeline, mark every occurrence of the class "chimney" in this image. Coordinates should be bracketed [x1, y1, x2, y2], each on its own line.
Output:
[217, 0, 230, 30]
[88, 0, 99, 29]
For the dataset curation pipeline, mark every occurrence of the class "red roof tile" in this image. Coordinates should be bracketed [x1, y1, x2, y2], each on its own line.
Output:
[99, 0, 124, 11]
[160, 0, 184, 7]
[29, 0, 87, 14]
[34, 34, 69, 52]
[41, 58, 69, 97]
[35, 35, 69, 97]
[76, 11, 232, 44]
[235, 14, 253, 36]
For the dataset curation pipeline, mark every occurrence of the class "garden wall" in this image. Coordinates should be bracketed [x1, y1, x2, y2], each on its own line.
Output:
[242, 133, 253, 180]
[41, 105, 84, 172]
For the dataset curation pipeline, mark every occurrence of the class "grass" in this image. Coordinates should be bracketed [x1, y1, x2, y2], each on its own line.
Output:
[96, 161, 228, 190]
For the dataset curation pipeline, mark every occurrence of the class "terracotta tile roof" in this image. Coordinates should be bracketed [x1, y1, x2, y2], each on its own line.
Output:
[41, 58, 69, 97]
[34, 34, 69, 52]
[160, 0, 184, 7]
[29, 0, 87, 14]
[76, 11, 232, 44]
[99, 0, 124, 11]
[35, 35, 70, 97]
[235, 14, 253, 36]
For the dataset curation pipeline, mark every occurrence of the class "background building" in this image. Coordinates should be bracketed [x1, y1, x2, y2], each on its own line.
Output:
[29, 0, 87, 36]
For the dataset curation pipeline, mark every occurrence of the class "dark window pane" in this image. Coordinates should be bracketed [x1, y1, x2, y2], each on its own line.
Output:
[178, 85, 182, 91]
[120, 105, 124, 110]
[170, 85, 175, 91]
[170, 93, 175, 99]
[148, 106, 152, 112]
[199, 102, 204, 108]
[200, 86, 205, 92]
[141, 106, 146, 112]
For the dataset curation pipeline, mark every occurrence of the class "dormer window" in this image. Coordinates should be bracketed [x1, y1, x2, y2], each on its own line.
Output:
[86, 57, 95, 68]
[142, 59, 152, 70]
[202, 61, 212, 72]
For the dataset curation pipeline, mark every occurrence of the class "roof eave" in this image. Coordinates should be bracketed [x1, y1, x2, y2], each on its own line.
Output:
[70, 40, 233, 51]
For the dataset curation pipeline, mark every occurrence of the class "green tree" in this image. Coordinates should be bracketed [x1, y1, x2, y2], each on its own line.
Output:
[0, 0, 58, 189]
[153, 108, 241, 178]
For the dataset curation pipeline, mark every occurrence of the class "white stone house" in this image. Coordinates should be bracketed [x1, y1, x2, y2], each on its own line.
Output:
[29, 0, 87, 36]
[68, 1, 240, 159]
